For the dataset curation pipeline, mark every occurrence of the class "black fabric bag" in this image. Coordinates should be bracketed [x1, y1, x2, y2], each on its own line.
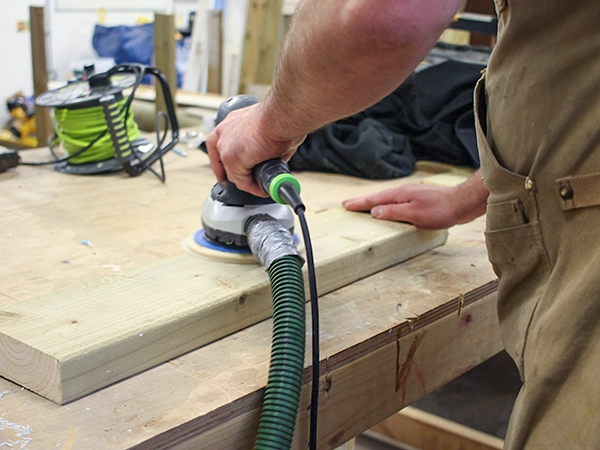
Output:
[289, 59, 485, 179]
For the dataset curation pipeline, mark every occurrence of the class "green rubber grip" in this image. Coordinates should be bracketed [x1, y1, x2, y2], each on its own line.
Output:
[269, 173, 301, 205]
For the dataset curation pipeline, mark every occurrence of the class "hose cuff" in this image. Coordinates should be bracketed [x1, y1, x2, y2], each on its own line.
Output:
[246, 214, 303, 269]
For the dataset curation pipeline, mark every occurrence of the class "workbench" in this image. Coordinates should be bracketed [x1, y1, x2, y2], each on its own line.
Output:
[0, 146, 501, 449]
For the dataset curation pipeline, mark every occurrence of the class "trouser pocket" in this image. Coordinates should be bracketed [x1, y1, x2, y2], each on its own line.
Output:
[485, 202, 550, 377]
[474, 73, 551, 378]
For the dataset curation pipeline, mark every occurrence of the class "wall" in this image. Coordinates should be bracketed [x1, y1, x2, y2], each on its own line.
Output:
[0, 0, 198, 129]
[0, 0, 45, 128]
[45, 0, 170, 82]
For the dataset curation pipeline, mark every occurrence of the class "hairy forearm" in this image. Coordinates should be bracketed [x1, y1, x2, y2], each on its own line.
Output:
[257, 0, 465, 143]
[452, 170, 489, 224]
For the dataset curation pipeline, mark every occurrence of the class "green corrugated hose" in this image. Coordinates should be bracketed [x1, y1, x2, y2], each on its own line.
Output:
[53, 100, 140, 164]
[254, 254, 306, 450]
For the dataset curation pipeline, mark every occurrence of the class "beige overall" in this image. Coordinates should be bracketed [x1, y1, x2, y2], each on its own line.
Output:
[476, 0, 600, 448]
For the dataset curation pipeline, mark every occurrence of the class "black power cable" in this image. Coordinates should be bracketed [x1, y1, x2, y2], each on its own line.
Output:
[297, 207, 320, 450]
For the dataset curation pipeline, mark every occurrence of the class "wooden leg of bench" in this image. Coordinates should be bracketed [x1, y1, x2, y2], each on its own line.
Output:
[367, 406, 504, 450]
[334, 437, 356, 450]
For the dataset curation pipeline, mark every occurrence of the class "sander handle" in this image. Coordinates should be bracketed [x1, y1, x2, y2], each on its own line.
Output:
[253, 159, 304, 211]
[215, 95, 304, 210]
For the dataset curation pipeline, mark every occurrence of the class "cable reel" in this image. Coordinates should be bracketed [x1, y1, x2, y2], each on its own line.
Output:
[35, 64, 179, 181]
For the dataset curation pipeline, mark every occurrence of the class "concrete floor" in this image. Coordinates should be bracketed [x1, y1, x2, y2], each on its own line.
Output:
[355, 350, 522, 448]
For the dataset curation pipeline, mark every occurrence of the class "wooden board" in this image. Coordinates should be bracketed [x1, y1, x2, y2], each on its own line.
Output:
[133, 84, 225, 110]
[368, 406, 504, 450]
[0, 147, 499, 447]
[30, 6, 53, 146]
[127, 280, 500, 449]
[154, 13, 177, 117]
[0, 207, 446, 404]
[238, 0, 283, 94]
[207, 10, 224, 94]
[182, 0, 210, 93]
[0, 210, 498, 449]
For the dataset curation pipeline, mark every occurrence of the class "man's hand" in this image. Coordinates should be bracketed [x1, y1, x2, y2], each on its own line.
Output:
[343, 171, 488, 230]
[204, 104, 305, 197]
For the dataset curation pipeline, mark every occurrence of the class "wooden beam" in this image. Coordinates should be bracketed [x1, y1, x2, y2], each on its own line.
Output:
[183, 0, 210, 93]
[238, 0, 283, 94]
[334, 438, 356, 450]
[207, 9, 223, 94]
[137, 284, 501, 449]
[368, 406, 504, 450]
[0, 208, 447, 404]
[29, 6, 52, 147]
[154, 13, 177, 117]
[134, 84, 225, 110]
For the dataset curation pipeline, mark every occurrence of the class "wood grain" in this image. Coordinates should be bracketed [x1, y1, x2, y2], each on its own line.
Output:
[0, 214, 497, 449]
[238, 0, 283, 94]
[29, 6, 53, 146]
[154, 13, 177, 117]
[0, 208, 446, 404]
[0, 146, 498, 448]
[368, 406, 504, 450]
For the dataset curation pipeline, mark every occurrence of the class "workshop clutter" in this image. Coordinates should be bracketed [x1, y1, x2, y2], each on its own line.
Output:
[1, 92, 37, 148]
[92, 23, 189, 88]
[289, 51, 489, 180]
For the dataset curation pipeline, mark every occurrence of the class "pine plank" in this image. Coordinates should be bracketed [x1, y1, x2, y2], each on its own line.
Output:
[0, 213, 498, 449]
[154, 13, 177, 117]
[0, 208, 447, 404]
[30, 6, 53, 146]
[182, 0, 210, 93]
[368, 406, 504, 450]
[238, 0, 283, 94]
[207, 10, 223, 94]
[131, 282, 500, 449]
[0, 147, 498, 448]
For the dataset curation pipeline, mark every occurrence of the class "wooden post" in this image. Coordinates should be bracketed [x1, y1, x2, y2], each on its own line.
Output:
[183, 0, 210, 93]
[0, 207, 447, 404]
[238, 0, 283, 95]
[207, 9, 223, 94]
[29, 6, 53, 147]
[368, 406, 504, 450]
[154, 13, 177, 117]
[334, 439, 356, 450]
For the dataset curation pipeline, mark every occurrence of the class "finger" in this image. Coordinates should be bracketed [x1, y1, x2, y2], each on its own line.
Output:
[342, 197, 372, 211]
[343, 188, 408, 211]
[234, 174, 268, 198]
[372, 203, 453, 230]
[371, 203, 416, 223]
[205, 131, 226, 182]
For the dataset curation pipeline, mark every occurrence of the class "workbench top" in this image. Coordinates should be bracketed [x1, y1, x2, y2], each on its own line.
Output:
[0, 146, 500, 449]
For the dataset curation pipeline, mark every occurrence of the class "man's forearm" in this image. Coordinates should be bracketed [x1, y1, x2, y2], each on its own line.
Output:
[205, 0, 467, 196]
[454, 169, 489, 224]
[257, 0, 465, 143]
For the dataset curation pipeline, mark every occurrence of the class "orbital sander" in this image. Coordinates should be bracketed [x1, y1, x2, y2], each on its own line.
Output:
[185, 96, 321, 450]
[185, 96, 302, 263]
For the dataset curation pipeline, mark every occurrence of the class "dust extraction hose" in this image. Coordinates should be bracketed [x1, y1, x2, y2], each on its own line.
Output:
[247, 216, 306, 450]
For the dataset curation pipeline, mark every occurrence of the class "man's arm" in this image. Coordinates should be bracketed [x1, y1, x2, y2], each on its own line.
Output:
[206, 0, 466, 196]
[343, 170, 489, 229]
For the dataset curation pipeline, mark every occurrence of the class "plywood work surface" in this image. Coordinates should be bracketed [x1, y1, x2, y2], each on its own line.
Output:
[0, 148, 499, 448]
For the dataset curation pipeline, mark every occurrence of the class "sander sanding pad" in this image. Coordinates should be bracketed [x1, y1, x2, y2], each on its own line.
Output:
[183, 229, 257, 264]
[183, 229, 303, 264]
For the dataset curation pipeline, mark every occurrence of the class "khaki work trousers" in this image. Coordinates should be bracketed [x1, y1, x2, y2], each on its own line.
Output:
[476, 75, 600, 449]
